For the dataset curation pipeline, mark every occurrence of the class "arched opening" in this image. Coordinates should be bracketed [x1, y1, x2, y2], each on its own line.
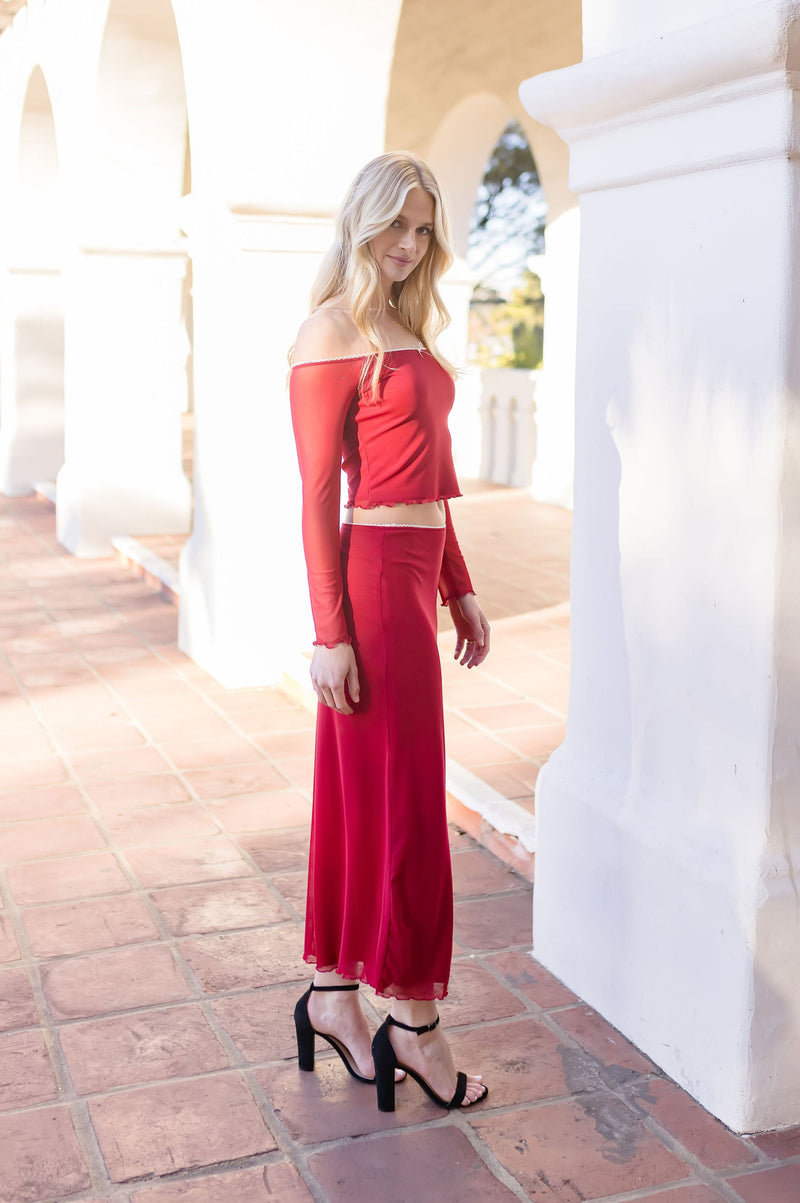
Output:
[93, 0, 193, 427]
[93, 0, 190, 245]
[425, 99, 551, 489]
[56, 0, 193, 555]
[0, 64, 65, 495]
[426, 93, 517, 259]
[468, 119, 546, 488]
[405, 80, 574, 833]
[385, 0, 581, 507]
[468, 119, 546, 363]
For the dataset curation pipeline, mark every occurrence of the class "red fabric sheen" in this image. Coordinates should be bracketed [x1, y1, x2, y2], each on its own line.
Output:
[304, 524, 452, 1000]
[290, 349, 474, 646]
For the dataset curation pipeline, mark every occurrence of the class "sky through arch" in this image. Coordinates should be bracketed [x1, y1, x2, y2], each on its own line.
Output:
[467, 120, 547, 293]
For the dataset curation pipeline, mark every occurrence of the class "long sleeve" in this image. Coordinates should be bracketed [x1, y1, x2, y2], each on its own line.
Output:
[437, 498, 475, 605]
[289, 359, 361, 647]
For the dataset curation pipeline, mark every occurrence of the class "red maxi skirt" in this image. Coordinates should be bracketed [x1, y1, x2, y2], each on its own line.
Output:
[304, 522, 453, 1001]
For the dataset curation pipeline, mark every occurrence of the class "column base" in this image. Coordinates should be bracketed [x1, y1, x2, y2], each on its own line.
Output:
[534, 753, 800, 1133]
[55, 463, 191, 557]
[0, 405, 65, 497]
[177, 532, 303, 689]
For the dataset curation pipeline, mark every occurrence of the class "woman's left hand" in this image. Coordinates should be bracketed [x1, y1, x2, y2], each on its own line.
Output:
[449, 593, 490, 668]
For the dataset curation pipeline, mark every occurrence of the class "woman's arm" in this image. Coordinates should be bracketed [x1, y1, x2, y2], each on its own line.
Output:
[289, 312, 363, 712]
[290, 313, 362, 647]
[436, 500, 490, 668]
[449, 593, 491, 668]
[437, 499, 474, 606]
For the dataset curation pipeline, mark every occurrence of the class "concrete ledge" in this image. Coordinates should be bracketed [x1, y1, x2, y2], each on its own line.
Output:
[32, 480, 56, 504]
[445, 758, 536, 853]
[111, 536, 180, 603]
[446, 793, 534, 882]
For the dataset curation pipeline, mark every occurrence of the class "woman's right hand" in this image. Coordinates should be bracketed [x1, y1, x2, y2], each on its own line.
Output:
[310, 643, 360, 715]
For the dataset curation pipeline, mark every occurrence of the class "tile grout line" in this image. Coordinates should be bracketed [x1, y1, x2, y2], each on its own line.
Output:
[2, 526, 540, 1202]
[445, 1108, 549, 1202]
[6, 500, 795, 1202]
[0, 520, 311, 1182]
[472, 950, 774, 1202]
[95, 515, 552, 882]
[3, 1009, 572, 1115]
[105, 524, 554, 783]
[0, 538, 153, 1199]
[1, 552, 323, 929]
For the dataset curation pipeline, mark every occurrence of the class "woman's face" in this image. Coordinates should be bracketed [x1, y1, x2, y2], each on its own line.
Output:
[369, 187, 435, 294]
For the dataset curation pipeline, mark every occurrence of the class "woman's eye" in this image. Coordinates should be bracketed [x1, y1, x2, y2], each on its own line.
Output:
[419, 227, 432, 236]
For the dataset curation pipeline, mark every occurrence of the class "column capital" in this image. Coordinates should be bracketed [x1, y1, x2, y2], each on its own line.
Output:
[74, 243, 188, 262]
[520, 0, 800, 193]
[178, 193, 335, 255]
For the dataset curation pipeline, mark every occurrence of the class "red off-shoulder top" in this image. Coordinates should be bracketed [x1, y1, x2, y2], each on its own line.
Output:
[290, 347, 474, 648]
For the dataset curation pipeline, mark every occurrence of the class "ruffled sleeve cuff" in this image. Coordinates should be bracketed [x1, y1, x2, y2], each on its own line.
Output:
[437, 499, 474, 606]
[312, 635, 353, 649]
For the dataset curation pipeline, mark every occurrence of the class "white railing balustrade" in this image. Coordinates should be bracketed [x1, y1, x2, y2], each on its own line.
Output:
[478, 368, 539, 488]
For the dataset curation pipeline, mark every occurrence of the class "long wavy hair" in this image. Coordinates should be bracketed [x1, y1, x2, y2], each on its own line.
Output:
[307, 151, 456, 398]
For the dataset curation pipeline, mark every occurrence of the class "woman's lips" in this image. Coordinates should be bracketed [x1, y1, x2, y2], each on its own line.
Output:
[389, 256, 412, 266]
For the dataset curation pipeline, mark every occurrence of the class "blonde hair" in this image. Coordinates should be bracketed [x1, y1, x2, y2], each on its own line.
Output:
[309, 151, 456, 398]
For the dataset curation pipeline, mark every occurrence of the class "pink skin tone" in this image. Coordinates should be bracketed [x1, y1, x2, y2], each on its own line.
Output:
[307, 187, 488, 1105]
[368, 185, 435, 300]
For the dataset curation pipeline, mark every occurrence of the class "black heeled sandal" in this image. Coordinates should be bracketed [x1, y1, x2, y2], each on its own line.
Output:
[371, 1013, 489, 1113]
[294, 982, 374, 1084]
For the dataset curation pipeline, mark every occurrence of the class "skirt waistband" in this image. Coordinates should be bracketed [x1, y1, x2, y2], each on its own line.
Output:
[342, 521, 445, 529]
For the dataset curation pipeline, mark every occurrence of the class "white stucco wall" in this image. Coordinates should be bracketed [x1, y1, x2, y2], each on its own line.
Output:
[583, 0, 762, 58]
[0, 0, 585, 674]
[522, 0, 800, 1132]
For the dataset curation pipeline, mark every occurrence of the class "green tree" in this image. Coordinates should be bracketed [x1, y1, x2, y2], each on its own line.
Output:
[472, 270, 544, 369]
[468, 121, 545, 278]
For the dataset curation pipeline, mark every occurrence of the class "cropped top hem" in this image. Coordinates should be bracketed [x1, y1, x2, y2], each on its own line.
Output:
[439, 587, 476, 607]
[346, 491, 463, 510]
[290, 349, 472, 646]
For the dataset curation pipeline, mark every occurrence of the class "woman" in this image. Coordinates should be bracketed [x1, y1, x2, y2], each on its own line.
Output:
[289, 151, 491, 1112]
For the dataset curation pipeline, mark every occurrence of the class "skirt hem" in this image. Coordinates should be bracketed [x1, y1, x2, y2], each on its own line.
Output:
[303, 953, 449, 1003]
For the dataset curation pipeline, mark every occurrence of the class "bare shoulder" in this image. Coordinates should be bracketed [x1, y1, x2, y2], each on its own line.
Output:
[292, 306, 367, 366]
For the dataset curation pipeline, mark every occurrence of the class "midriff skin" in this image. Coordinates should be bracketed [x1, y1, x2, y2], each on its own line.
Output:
[342, 500, 445, 527]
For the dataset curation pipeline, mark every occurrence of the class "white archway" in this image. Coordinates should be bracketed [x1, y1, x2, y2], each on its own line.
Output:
[424, 90, 577, 505]
[0, 64, 65, 495]
[427, 92, 518, 259]
[56, 0, 193, 556]
[91, 0, 189, 246]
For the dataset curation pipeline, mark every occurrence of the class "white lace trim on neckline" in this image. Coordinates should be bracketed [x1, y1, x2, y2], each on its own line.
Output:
[291, 346, 426, 367]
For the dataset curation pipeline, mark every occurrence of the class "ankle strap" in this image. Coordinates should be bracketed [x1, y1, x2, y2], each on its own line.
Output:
[310, 982, 359, 992]
[387, 1013, 440, 1035]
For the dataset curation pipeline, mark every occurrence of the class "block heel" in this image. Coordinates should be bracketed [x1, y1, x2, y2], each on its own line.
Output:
[293, 982, 374, 1084]
[371, 1015, 398, 1112]
[371, 1013, 489, 1111]
[293, 991, 317, 1071]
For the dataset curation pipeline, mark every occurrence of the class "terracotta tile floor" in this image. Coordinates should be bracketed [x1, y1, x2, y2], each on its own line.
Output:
[2, 494, 799, 1202]
[136, 481, 571, 827]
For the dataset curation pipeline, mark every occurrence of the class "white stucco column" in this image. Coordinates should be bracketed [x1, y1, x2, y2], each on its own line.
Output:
[164, 0, 404, 687]
[177, 204, 330, 687]
[56, 245, 192, 556]
[0, 265, 64, 494]
[520, 0, 800, 1133]
[440, 255, 482, 478]
[528, 207, 579, 509]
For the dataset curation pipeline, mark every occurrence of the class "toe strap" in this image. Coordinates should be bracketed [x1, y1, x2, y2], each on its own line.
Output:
[449, 1071, 468, 1109]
